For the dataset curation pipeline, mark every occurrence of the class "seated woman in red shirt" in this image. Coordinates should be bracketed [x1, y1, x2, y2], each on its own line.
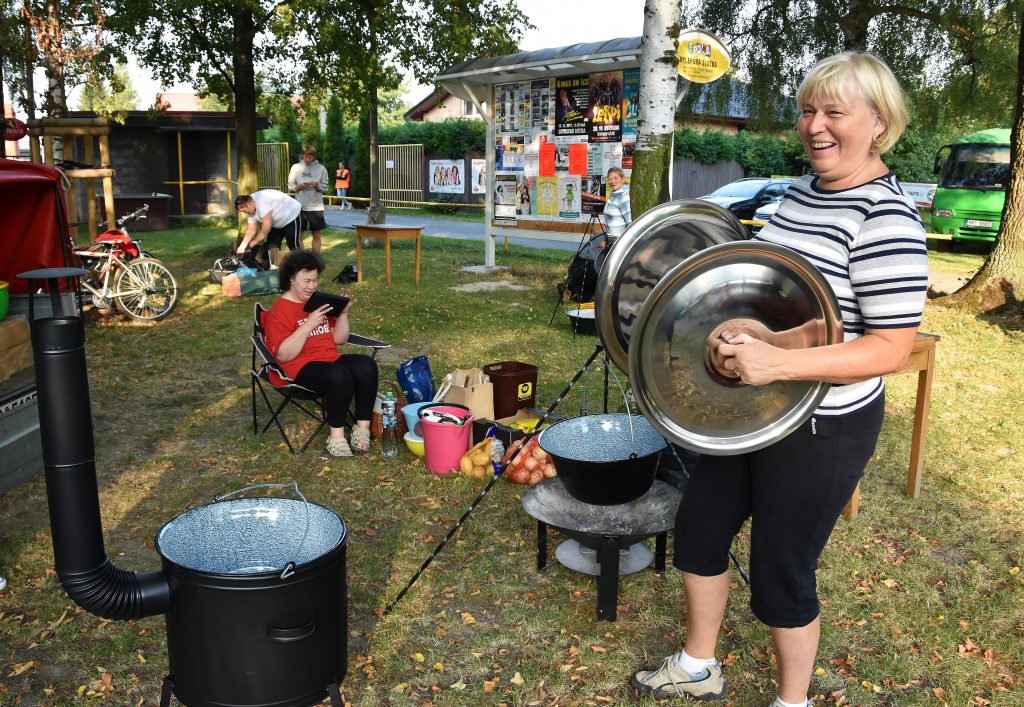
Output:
[263, 250, 378, 456]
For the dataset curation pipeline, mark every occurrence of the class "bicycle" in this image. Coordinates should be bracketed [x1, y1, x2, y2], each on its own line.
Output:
[73, 204, 179, 321]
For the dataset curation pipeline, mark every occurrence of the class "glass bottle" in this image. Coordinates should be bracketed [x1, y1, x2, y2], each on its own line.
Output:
[380, 391, 399, 459]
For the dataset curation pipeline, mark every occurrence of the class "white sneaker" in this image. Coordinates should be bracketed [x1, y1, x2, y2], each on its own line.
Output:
[631, 655, 728, 701]
[770, 699, 815, 707]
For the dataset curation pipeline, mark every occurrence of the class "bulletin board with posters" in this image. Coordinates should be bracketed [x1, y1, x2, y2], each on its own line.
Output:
[491, 68, 639, 233]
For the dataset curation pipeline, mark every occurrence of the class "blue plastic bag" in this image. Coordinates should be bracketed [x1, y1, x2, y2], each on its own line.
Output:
[397, 355, 435, 403]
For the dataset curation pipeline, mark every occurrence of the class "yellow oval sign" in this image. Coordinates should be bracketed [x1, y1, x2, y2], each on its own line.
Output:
[676, 30, 731, 83]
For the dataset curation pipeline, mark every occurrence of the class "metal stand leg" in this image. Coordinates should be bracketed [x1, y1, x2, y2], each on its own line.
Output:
[655, 532, 667, 572]
[597, 536, 621, 621]
[537, 520, 549, 570]
[328, 681, 344, 707]
[160, 676, 174, 707]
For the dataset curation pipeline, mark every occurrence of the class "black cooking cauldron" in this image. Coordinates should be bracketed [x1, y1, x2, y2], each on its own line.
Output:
[155, 487, 348, 707]
[538, 413, 666, 505]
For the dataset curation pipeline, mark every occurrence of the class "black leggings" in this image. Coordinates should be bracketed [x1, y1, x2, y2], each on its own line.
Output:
[293, 354, 378, 428]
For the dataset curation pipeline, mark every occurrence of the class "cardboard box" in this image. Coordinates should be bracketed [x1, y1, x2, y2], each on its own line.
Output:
[471, 407, 565, 448]
[0, 316, 30, 351]
[0, 317, 32, 384]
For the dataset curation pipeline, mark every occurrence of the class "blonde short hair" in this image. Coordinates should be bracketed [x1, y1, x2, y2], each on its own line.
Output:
[796, 52, 908, 154]
[301, 145, 317, 156]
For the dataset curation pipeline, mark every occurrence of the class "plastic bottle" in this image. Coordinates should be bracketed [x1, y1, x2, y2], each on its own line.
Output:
[380, 391, 399, 459]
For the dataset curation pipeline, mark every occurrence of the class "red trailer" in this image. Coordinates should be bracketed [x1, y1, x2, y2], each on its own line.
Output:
[0, 158, 75, 493]
[0, 158, 77, 297]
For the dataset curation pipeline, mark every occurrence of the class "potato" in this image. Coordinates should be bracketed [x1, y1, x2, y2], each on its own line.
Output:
[460, 455, 474, 475]
[470, 450, 490, 467]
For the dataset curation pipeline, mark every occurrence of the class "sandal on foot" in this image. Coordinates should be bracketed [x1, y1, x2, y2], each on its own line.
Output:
[350, 427, 371, 453]
[326, 436, 353, 457]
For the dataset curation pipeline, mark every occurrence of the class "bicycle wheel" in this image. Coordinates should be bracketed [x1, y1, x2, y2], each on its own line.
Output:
[114, 257, 179, 321]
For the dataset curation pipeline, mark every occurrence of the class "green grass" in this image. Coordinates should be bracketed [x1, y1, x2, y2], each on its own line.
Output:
[0, 229, 1020, 706]
[387, 205, 486, 221]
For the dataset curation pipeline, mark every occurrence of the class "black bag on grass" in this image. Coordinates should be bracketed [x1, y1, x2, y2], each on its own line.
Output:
[565, 255, 598, 302]
[208, 255, 242, 284]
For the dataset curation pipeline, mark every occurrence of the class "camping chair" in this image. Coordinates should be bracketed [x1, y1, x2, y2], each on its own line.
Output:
[250, 302, 391, 454]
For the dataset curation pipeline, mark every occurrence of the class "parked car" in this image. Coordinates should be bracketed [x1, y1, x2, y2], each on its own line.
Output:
[698, 178, 793, 221]
[749, 198, 782, 235]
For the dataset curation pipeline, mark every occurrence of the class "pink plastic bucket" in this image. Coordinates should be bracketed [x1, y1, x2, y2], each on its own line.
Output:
[419, 403, 473, 475]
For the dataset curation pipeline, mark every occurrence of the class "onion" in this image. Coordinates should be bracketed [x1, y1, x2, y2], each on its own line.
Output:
[524, 457, 538, 471]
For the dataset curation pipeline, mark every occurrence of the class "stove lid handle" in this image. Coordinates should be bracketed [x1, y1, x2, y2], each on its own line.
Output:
[214, 481, 311, 579]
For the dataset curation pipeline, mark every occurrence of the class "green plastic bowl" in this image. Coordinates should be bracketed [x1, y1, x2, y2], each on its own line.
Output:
[0, 281, 9, 322]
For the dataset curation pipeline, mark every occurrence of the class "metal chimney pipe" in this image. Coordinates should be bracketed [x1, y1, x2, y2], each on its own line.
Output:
[23, 269, 169, 619]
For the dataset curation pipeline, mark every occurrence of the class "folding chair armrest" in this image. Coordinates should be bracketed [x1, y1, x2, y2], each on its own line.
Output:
[348, 332, 391, 355]
[251, 335, 294, 383]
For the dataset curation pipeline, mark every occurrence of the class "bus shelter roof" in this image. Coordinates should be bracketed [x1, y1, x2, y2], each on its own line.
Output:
[437, 36, 641, 104]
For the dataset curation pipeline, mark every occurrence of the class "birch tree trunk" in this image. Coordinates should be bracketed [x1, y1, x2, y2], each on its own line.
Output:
[942, 15, 1024, 312]
[630, 0, 680, 219]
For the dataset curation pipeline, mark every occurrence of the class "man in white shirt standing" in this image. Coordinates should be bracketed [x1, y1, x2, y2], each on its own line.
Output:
[287, 145, 330, 252]
[235, 189, 302, 268]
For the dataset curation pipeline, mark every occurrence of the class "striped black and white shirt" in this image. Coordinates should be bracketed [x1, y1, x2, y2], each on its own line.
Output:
[755, 172, 928, 415]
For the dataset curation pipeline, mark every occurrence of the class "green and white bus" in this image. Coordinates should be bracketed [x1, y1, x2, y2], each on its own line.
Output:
[931, 128, 1011, 244]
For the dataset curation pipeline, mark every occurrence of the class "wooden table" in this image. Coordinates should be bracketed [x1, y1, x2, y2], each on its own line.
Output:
[354, 224, 423, 287]
[843, 332, 940, 519]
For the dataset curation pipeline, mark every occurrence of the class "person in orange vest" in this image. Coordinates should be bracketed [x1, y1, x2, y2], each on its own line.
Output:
[335, 161, 352, 210]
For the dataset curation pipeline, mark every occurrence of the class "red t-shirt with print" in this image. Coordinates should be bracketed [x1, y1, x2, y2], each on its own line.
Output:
[263, 297, 339, 385]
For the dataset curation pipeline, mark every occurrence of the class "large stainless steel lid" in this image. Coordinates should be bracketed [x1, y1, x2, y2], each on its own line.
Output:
[595, 199, 749, 372]
[628, 241, 843, 455]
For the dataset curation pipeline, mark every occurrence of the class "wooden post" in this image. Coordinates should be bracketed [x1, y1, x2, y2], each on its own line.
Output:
[65, 138, 78, 239]
[177, 131, 185, 218]
[226, 131, 233, 205]
[98, 133, 114, 224]
[84, 138, 97, 241]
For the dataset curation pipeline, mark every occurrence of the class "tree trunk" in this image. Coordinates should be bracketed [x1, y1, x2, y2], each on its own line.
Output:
[1, 53, 7, 159]
[940, 15, 1024, 313]
[232, 8, 259, 238]
[24, 22, 36, 121]
[631, 0, 680, 219]
[42, 0, 66, 162]
[366, 84, 384, 224]
[365, 27, 384, 226]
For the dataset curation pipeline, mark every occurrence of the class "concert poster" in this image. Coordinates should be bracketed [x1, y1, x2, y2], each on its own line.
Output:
[586, 70, 623, 143]
[555, 75, 589, 136]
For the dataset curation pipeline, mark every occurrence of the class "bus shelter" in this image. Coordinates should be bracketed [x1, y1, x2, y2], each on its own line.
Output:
[436, 37, 642, 267]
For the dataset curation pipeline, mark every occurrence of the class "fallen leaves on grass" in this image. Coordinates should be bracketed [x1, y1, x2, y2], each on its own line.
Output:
[8, 660, 34, 677]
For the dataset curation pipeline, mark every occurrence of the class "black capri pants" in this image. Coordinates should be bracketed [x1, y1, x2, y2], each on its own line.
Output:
[293, 353, 378, 428]
[674, 394, 885, 628]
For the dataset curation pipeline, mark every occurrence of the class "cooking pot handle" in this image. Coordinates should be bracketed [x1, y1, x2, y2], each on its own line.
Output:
[265, 615, 317, 642]
[579, 360, 640, 459]
[214, 481, 311, 580]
